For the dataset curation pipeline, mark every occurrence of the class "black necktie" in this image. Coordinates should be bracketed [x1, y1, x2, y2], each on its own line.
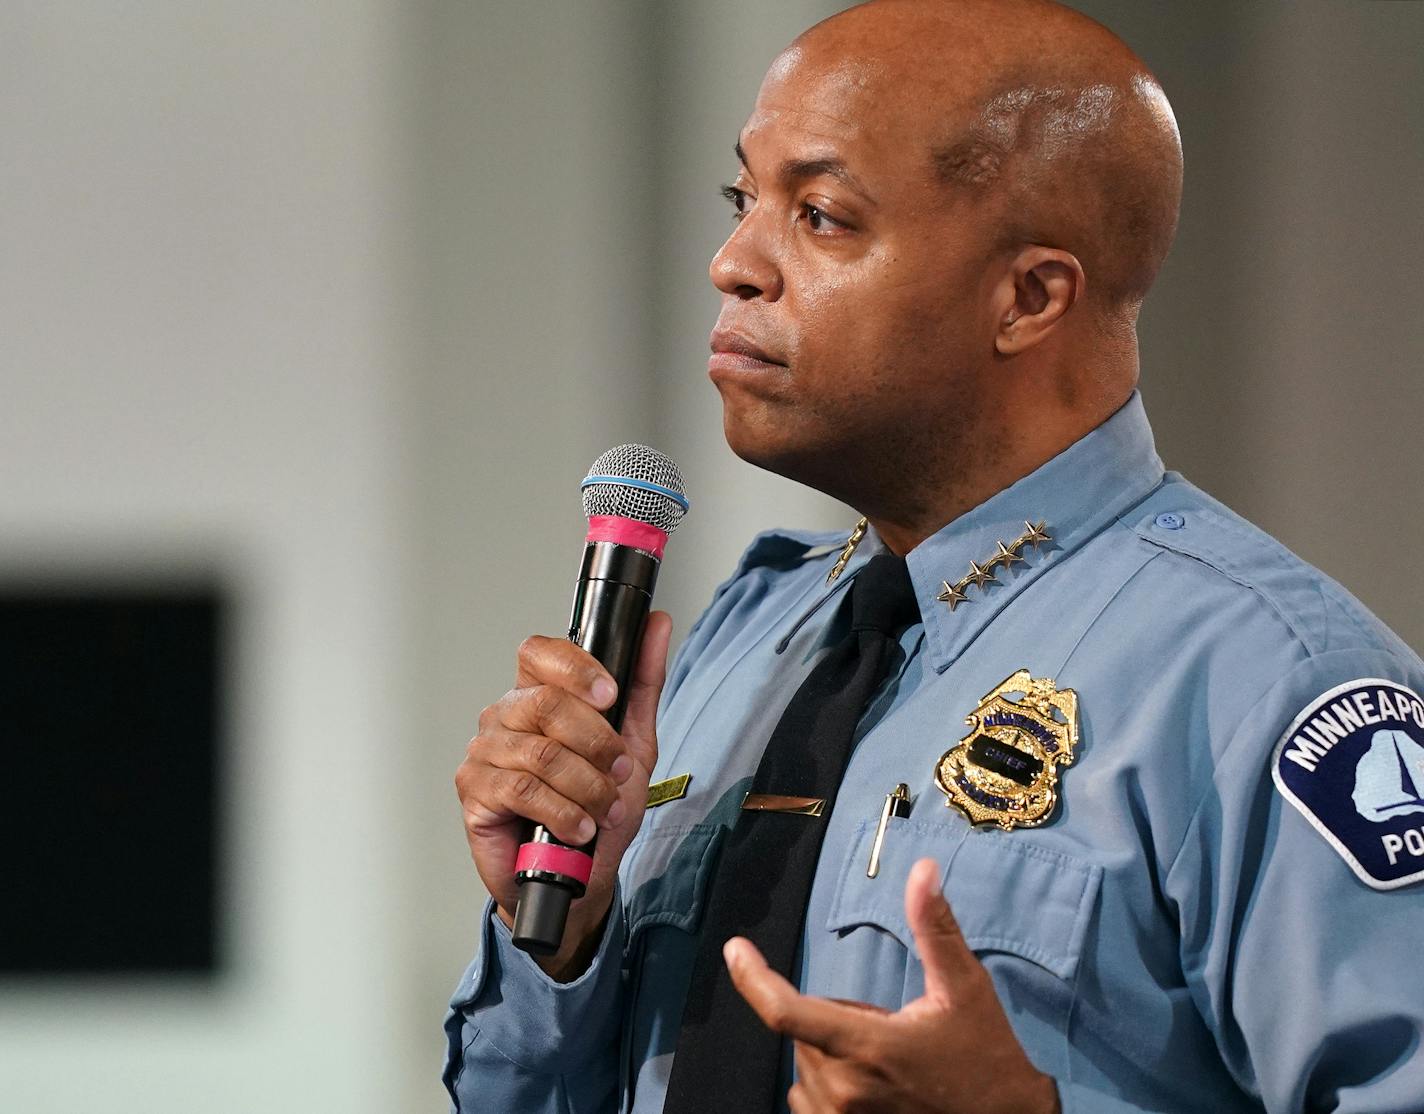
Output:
[663, 552, 920, 1114]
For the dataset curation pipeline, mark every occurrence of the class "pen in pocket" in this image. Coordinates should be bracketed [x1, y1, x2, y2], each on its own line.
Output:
[867, 782, 911, 878]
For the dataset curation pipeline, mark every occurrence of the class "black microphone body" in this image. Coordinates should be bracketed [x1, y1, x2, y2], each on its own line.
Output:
[510, 541, 658, 954]
[510, 444, 688, 956]
[569, 540, 660, 729]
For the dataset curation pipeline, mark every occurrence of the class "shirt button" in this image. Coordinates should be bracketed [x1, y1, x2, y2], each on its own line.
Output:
[1154, 512, 1186, 530]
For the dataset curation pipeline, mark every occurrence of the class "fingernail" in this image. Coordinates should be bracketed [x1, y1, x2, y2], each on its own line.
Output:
[722, 939, 742, 968]
[576, 817, 597, 843]
[605, 799, 626, 827]
[610, 754, 633, 782]
[591, 678, 617, 707]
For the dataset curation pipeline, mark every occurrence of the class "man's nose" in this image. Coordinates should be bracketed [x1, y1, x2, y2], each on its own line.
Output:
[709, 222, 783, 302]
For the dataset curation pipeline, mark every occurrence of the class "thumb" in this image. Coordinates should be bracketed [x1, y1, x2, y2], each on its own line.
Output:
[905, 857, 976, 1004]
[620, 610, 671, 764]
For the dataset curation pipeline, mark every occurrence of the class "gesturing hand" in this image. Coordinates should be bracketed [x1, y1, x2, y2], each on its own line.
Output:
[724, 858, 1060, 1114]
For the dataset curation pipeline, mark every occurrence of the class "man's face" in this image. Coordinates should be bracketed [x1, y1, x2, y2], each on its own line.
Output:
[709, 46, 1001, 503]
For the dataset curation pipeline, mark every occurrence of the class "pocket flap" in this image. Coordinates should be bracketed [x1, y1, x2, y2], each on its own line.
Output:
[826, 817, 1100, 980]
[621, 822, 724, 942]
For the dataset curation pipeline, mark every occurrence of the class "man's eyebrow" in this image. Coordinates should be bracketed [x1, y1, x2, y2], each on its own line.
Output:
[734, 140, 875, 203]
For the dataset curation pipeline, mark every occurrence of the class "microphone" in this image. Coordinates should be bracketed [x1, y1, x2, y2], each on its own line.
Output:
[510, 444, 690, 955]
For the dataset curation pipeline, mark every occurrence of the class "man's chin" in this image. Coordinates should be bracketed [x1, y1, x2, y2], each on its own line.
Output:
[721, 413, 796, 474]
[721, 416, 855, 501]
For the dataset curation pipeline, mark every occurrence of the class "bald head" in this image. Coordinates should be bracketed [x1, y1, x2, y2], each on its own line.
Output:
[709, 0, 1186, 545]
[796, 0, 1183, 317]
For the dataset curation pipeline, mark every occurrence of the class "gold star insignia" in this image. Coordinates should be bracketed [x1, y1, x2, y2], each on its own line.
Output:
[992, 539, 1026, 568]
[936, 524, 1051, 614]
[936, 580, 969, 610]
[964, 559, 997, 589]
[1021, 520, 1052, 550]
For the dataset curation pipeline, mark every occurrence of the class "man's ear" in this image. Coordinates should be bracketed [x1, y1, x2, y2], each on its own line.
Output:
[993, 247, 1085, 355]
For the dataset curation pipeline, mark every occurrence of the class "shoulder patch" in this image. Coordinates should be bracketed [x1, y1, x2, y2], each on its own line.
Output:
[1272, 678, 1424, 890]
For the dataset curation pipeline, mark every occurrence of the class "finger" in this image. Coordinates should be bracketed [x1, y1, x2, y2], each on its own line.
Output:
[787, 1082, 816, 1114]
[724, 937, 864, 1057]
[793, 1040, 833, 1084]
[797, 1048, 871, 1114]
[498, 684, 627, 777]
[620, 611, 671, 764]
[904, 857, 977, 1002]
[477, 764, 599, 846]
[515, 634, 619, 710]
[828, 997, 893, 1017]
[453, 763, 523, 911]
[484, 730, 623, 829]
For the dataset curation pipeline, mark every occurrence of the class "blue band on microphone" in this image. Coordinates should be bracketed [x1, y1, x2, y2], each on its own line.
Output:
[581, 474, 691, 512]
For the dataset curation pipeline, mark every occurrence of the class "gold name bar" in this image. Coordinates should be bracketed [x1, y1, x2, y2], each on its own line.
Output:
[646, 773, 692, 809]
[741, 793, 826, 817]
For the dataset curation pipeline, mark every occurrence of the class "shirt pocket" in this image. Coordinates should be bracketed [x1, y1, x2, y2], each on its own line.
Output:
[825, 814, 1101, 1076]
[617, 822, 725, 1112]
[828, 816, 1100, 976]
[621, 821, 725, 940]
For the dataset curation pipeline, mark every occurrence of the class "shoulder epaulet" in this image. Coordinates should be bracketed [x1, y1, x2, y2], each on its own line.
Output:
[1121, 474, 1400, 659]
[731, 525, 852, 578]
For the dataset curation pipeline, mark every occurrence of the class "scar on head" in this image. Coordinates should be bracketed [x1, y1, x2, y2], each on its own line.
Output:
[930, 75, 1182, 310]
[931, 83, 1122, 190]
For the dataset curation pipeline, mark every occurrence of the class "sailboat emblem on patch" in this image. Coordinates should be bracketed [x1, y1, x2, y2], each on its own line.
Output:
[1272, 678, 1424, 890]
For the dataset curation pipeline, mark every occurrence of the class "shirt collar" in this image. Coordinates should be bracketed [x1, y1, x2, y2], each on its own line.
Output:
[816, 390, 1164, 672]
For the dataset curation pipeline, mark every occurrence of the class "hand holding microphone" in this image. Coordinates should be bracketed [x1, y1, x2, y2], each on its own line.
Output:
[454, 446, 688, 977]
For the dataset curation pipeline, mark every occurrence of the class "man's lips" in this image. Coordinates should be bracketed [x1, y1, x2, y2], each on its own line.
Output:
[709, 329, 787, 374]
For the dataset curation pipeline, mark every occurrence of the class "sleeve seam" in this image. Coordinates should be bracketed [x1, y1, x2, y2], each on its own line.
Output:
[1162, 637, 1313, 878]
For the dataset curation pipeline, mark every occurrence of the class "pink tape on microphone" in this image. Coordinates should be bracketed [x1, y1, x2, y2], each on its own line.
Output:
[586, 515, 668, 559]
[516, 840, 594, 886]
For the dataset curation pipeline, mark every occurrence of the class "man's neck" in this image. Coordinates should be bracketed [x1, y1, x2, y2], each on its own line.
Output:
[864, 394, 1130, 556]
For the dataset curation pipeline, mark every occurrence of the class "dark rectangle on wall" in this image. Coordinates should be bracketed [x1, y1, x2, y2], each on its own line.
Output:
[0, 588, 224, 975]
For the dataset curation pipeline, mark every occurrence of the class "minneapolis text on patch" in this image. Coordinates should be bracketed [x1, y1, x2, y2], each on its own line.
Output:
[1283, 687, 1424, 773]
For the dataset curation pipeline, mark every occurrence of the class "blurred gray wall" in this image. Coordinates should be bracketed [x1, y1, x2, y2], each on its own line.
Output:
[1, 3, 416, 1111]
[1, 2, 1419, 1110]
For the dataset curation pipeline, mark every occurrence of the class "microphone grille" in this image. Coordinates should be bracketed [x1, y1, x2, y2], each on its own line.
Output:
[581, 444, 690, 534]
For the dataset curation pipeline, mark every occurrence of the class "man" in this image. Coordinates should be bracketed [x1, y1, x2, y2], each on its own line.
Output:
[446, 0, 1424, 1110]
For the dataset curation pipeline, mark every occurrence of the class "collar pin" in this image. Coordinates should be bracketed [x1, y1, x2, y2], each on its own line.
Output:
[826, 517, 869, 584]
[936, 521, 1053, 613]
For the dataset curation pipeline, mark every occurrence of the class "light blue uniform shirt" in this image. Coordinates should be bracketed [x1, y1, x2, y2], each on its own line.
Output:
[445, 393, 1424, 1113]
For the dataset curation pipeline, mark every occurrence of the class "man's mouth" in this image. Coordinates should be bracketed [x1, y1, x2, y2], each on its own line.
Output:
[709, 329, 787, 374]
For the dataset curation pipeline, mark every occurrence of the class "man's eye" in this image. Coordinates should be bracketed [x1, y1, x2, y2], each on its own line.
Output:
[803, 204, 844, 233]
[719, 184, 750, 221]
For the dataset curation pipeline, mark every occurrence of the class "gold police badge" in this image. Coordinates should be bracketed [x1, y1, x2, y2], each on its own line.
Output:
[934, 670, 1080, 831]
